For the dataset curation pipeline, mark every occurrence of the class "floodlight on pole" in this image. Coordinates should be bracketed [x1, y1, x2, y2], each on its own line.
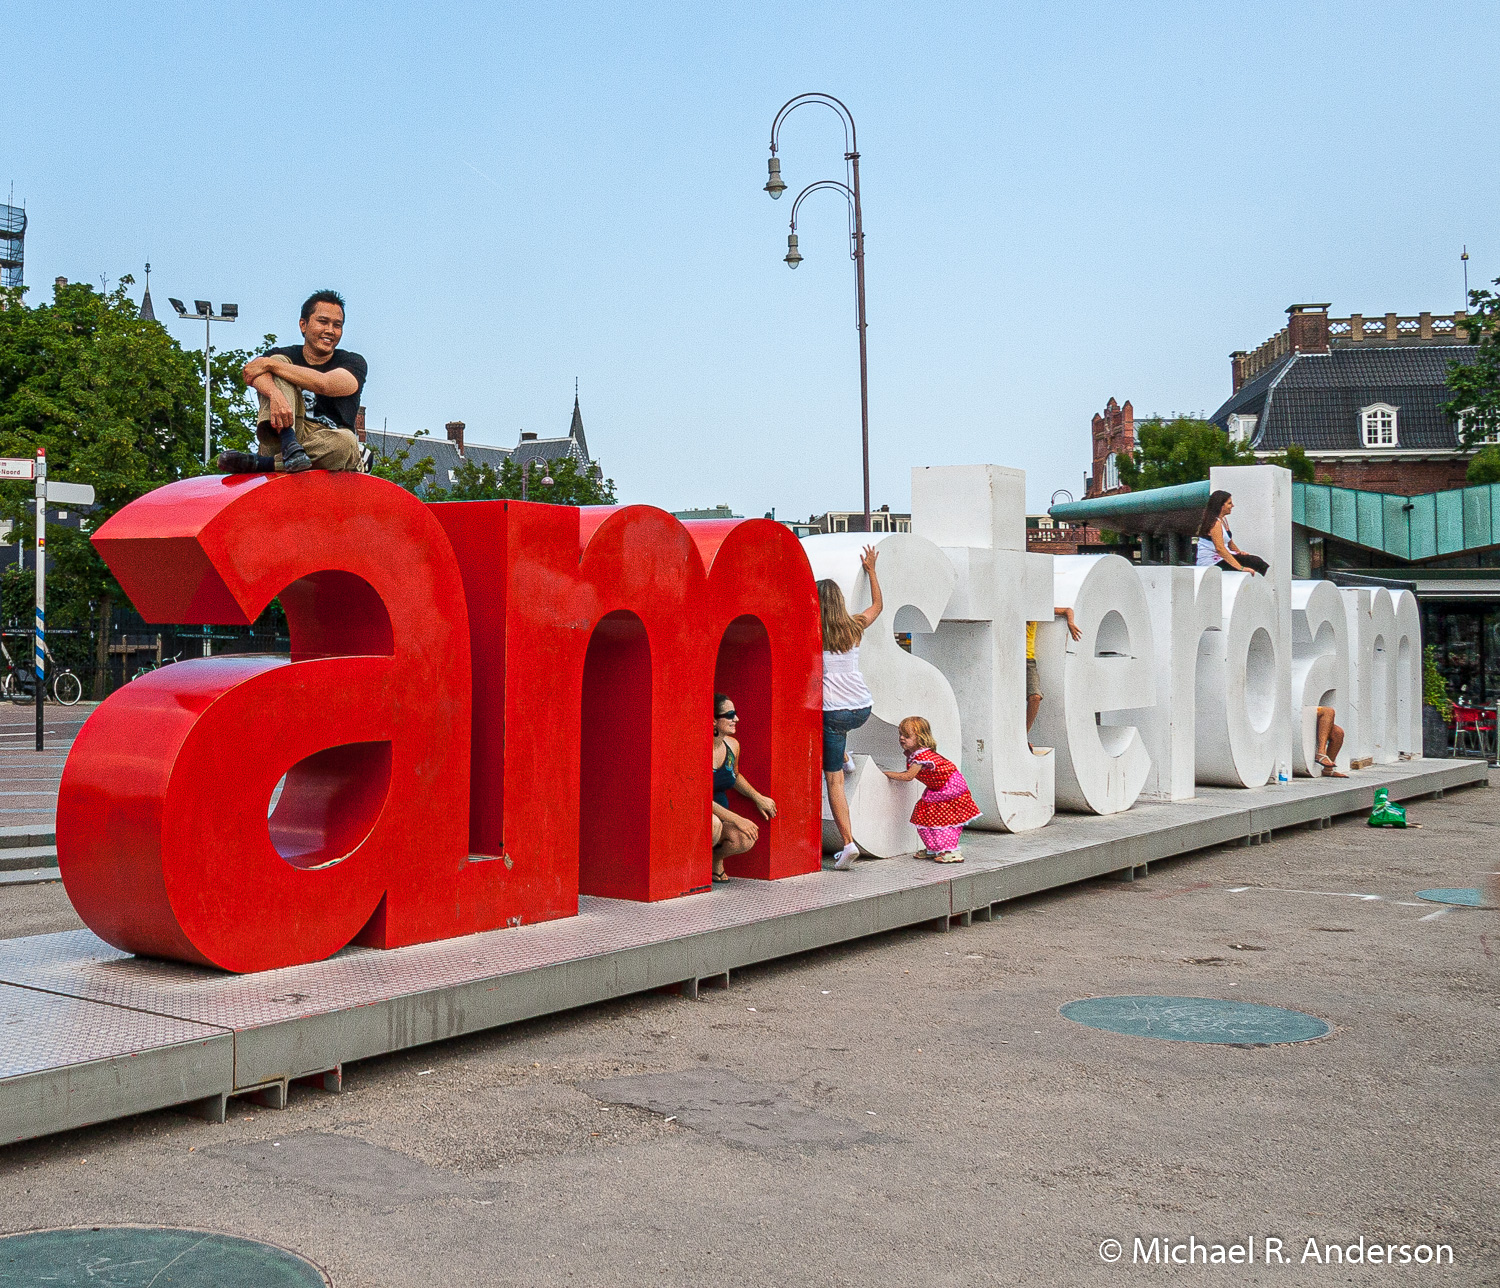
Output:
[166, 292, 239, 465]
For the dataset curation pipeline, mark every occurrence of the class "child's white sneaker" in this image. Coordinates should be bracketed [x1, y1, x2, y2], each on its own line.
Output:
[842, 753, 855, 775]
[832, 843, 859, 870]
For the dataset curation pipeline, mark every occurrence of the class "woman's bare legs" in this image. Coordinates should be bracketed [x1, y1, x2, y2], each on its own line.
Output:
[713, 815, 756, 880]
[1315, 706, 1347, 776]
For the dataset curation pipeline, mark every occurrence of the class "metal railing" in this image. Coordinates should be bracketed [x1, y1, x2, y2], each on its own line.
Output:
[1234, 310, 1473, 387]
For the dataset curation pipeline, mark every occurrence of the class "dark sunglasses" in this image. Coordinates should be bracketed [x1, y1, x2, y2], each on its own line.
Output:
[716, 710, 739, 721]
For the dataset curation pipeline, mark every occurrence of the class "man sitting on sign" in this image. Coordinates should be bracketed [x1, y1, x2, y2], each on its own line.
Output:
[218, 290, 366, 475]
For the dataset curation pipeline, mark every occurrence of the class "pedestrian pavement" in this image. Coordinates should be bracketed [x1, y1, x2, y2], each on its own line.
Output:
[0, 701, 91, 882]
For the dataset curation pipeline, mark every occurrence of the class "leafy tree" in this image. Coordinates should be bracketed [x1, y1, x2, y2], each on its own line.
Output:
[363, 428, 618, 506]
[436, 453, 618, 505]
[1446, 278, 1500, 447]
[367, 427, 437, 494]
[1268, 442, 1316, 482]
[0, 276, 258, 695]
[1467, 444, 1500, 485]
[1114, 416, 1257, 491]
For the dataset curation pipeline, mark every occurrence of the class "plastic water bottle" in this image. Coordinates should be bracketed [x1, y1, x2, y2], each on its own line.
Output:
[1277, 764, 1290, 784]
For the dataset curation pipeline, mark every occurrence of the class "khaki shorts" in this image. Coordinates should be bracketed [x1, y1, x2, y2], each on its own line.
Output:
[255, 354, 362, 472]
[1026, 657, 1042, 700]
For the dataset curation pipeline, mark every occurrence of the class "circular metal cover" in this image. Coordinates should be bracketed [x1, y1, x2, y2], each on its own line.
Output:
[1416, 887, 1485, 907]
[0, 1227, 329, 1287]
[1060, 995, 1330, 1045]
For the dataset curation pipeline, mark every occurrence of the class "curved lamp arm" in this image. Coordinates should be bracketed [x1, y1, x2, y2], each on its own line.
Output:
[765, 93, 859, 200]
[787, 180, 857, 264]
[769, 92, 857, 158]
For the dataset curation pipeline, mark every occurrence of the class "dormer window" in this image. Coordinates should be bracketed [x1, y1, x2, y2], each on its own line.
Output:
[1458, 409, 1500, 445]
[1227, 413, 1258, 444]
[1360, 403, 1398, 448]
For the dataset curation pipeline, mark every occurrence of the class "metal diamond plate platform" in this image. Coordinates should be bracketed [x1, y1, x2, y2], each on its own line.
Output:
[0, 982, 230, 1144]
[0, 757, 1485, 1145]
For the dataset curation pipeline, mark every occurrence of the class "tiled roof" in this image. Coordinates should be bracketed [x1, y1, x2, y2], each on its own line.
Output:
[363, 430, 509, 494]
[510, 397, 592, 469]
[1209, 345, 1478, 451]
[362, 395, 595, 493]
[509, 436, 589, 469]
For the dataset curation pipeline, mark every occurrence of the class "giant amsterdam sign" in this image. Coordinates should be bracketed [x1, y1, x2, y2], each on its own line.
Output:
[56, 463, 1422, 973]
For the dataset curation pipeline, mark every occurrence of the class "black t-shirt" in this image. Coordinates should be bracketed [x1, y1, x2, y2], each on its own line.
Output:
[266, 346, 367, 430]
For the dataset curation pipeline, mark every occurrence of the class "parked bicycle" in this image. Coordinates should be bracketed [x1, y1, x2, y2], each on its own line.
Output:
[0, 638, 84, 706]
[132, 651, 182, 682]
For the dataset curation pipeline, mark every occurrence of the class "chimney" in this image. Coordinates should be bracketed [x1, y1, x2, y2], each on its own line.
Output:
[1230, 350, 1247, 393]
[520, 430, 538, 441]
[1286, 303, 1331, 355]
[355, 405, 367, 444]
[444, 420, 465, 455]
[54, 276, 68, 290]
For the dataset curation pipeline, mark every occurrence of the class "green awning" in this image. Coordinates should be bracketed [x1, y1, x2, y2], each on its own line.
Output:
[1049, 481, 1211, 535]
[1294, 481, 1500, 560]
[1050, 478, 1500, 558]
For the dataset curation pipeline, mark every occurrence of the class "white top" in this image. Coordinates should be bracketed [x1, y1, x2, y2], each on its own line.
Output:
[823, 645, 874, 711]
[1195, 522, 1230, 567]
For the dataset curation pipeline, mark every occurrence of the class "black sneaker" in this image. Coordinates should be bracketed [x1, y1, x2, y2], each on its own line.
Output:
[216, 451, 260, 474]
[281, 445, 314, 473]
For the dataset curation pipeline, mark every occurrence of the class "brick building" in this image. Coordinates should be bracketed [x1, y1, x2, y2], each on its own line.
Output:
[1085, 397, 1134, 497]
[1210, 303, 1483, 493]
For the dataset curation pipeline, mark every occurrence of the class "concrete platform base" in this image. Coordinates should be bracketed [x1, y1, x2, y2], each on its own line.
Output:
[0, 757, 1486, 1146]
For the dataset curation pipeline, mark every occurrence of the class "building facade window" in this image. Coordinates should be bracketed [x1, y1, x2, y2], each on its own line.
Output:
[1227, 413, 1258, 444]
[1457, 410, 1500, 445]
[1101, 452, 1120, 492]
[1360, 403, 1398, 448]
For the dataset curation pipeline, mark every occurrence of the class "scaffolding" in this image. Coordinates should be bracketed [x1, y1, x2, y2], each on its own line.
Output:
[1, 203, 25, 289]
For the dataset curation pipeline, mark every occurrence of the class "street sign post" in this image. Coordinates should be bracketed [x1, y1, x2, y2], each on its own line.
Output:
[34, 449, 45, 750]
[0, 456, 97, 749]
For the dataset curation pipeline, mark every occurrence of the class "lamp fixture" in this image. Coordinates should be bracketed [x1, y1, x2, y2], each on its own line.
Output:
[764, 157, 786, 199]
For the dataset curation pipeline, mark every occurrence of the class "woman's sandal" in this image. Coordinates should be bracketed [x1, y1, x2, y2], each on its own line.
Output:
[1315, 753, 1348, 778]
[712, 869, 730, 883]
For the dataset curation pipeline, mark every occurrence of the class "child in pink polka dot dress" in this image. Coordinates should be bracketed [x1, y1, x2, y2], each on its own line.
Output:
[882, 716, 980, 863]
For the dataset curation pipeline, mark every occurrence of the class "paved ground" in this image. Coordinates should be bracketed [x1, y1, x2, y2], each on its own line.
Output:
[0, 700, 90, 830]
[1, 781, 1495, 1287]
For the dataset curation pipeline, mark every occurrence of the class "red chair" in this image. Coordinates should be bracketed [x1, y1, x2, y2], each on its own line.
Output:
[1451, 704, 1494, 760]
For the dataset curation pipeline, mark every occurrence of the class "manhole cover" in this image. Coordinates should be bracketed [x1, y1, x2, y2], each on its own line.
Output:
[0, 1227, 329, 1287]
[1059, 995, 1330, 1045]
[1416, 888, 1485, 907]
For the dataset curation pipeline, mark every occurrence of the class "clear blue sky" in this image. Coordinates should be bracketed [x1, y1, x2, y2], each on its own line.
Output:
[11, 1, 1498, 516]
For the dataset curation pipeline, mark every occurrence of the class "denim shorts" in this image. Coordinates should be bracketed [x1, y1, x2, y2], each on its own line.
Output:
[822, 706, 872, 772]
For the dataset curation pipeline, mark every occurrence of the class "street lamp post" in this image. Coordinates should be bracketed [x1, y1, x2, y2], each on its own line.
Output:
[168, 297, 238, 465]
[519, 458, 554, 502]
[765, 92, 871, 532]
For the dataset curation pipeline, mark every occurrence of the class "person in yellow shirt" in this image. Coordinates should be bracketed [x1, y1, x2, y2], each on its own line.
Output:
[1027, 609, 1081, 748]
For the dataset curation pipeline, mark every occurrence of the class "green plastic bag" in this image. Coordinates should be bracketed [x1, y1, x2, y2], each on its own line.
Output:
[1367, 787, 1407, 828]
